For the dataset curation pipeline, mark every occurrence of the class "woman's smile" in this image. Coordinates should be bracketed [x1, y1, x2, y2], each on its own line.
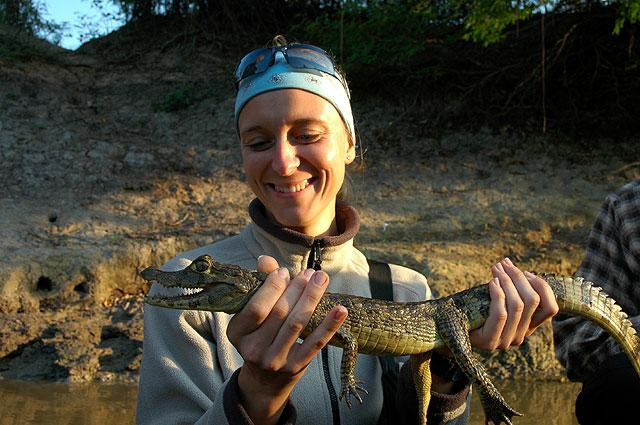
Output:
[270, 178, 313, 195]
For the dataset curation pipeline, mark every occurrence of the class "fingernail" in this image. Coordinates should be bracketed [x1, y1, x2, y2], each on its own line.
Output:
[313, 272, 327, 286]
[496, 262, 504, 272]
[303, 268, 315, 279]
[524, 271, 536, 280]
[278, 267, 289, 279]
[334, 306, 347, 320]
[504, 257, 513, 266]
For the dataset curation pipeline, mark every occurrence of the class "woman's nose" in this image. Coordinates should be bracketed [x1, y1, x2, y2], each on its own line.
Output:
[271, 140, 300, 176]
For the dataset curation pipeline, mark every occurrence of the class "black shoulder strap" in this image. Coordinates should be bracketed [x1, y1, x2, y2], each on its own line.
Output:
[367, 258, 393, 301]
[366, 258, 397, 425]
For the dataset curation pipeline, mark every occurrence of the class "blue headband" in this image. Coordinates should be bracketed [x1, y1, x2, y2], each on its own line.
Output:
[234, 53, 355, 141]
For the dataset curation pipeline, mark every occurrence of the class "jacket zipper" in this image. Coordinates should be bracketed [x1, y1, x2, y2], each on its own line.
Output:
[306, 240, 340, 425]
[309, 239, 323, 271]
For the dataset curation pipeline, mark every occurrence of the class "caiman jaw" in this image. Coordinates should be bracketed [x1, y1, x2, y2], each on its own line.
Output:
[141, 255, 261, 314]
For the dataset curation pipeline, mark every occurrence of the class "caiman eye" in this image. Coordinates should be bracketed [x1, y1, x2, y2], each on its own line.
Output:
[194, 260, 209, 272]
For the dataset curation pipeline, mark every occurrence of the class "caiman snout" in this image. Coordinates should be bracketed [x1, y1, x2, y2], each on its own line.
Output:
[141, 267, 160, 281]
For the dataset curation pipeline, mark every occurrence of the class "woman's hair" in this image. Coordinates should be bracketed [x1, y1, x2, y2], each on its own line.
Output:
[267, 34, 289, 47]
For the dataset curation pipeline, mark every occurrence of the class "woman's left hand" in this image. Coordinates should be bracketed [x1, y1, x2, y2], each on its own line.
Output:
[469, 257, 559, 350]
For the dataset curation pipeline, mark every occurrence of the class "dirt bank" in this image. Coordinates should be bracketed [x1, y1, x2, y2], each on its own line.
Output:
[1, 33, 639, 383]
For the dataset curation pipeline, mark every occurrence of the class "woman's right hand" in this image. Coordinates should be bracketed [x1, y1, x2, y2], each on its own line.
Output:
[227, 255, 348, 425]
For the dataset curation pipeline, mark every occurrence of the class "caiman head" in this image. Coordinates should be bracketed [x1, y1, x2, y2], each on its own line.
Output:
[141, 254, 266, 314]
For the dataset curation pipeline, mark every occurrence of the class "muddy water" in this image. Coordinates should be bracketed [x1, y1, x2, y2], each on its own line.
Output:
[0, 380, 137, 425]
[0, 379, 580, 424]
[470, 380, 582, 425]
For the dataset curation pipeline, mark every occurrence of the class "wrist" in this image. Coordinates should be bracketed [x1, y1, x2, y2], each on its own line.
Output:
[429, 352, 468, 394]
[237, 366, 294, 425]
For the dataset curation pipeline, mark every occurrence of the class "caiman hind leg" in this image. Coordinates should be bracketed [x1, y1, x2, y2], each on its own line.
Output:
[336, 326, 368, 408]
[435, 302, 521, 425]
[411, 351, 433, 425]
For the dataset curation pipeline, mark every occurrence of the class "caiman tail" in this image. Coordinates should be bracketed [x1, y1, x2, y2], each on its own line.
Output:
[545, 275, 640, 377]
[453, 275, 640, 377]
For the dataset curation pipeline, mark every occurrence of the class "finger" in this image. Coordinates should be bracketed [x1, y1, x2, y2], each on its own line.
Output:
[501, 258, 540, 345]
[270, 271, 330, 354]
[470, 278, 507, 350]
[257, 255, 279, 274]
[524, 271, 559, 335]
[294, 305, 347, 367]
[229, 267, 290, 338]
[256, 269, 316, 357]
[493, 262, 523, 349]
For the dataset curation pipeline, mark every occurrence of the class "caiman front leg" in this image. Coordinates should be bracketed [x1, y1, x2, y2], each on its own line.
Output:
[435, 301, 522, 425]
[411, 351, 432, 425]
[336, 325, 368, 408]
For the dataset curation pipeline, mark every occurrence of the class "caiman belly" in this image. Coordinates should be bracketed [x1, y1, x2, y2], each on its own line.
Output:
[315, 293, 441, 356]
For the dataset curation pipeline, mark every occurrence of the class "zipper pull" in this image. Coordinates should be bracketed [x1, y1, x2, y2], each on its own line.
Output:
[308, 240, 323, 271]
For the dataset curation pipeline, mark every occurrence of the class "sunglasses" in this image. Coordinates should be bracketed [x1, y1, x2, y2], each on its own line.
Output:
[234, 44, 348, 93]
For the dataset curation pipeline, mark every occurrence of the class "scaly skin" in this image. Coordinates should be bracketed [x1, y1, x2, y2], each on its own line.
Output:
[142, 255, 640, 425]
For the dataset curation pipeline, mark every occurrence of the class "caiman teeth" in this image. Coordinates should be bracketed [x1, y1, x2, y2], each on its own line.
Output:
[273, 179, 310, 193]
[183, 287, 204, 295]
[153, 285, 204, 298]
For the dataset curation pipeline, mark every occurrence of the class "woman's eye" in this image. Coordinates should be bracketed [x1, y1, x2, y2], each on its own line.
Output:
[297, 133, 320, 143]
[247, 140, 272, 151]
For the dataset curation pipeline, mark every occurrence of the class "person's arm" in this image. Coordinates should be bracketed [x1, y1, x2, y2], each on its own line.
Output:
[395, 353, 471, 425]
[553, 186, 640, 382]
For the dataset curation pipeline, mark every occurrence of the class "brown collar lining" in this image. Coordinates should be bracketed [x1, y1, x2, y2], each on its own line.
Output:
[248, 198, 360, 248]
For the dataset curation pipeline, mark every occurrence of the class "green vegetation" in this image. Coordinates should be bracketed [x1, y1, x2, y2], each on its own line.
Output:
[0, 27, 58, 63]
[153, 83, 209, 112]
[0, 0, 638, 135]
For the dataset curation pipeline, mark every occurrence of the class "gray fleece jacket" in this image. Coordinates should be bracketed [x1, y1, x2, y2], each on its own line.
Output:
[136, 200, 470, 425]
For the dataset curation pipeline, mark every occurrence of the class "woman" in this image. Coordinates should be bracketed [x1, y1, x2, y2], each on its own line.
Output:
[136, 38, 559, 425]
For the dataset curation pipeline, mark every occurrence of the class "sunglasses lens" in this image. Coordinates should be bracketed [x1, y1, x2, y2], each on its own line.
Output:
[235, 48, 273, 82]
[286, 45, 335, 74]
[234, 44, 344, 91]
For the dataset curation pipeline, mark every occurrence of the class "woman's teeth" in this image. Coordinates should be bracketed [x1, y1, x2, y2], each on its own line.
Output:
[274, 180, 310, 193]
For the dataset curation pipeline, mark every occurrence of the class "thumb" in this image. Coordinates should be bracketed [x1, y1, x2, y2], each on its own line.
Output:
[257, 255, 279, 274]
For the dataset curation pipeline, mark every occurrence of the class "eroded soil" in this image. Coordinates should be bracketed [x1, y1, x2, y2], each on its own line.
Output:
[1, 37, 639, 383]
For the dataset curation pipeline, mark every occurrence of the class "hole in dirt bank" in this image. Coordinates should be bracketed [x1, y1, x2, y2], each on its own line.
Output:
[74, 281, 89, 294]
[100, 325, 126, 341]
[36, 276, 53, 291]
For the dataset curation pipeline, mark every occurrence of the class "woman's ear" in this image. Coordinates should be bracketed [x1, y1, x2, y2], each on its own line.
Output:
[345, 137, 356, 165]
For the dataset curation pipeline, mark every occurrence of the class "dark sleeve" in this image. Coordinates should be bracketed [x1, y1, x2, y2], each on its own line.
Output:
[575, 352, 640, 425]
[223, 369, 297, 425]
[395, 355, 471, 425]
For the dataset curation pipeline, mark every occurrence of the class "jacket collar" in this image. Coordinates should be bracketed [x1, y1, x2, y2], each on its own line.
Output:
[243, 198, 361, 275]
[248, 198, 360, 247]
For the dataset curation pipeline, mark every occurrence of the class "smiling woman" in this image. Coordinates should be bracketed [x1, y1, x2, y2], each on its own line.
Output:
[135, 35, 559, 425]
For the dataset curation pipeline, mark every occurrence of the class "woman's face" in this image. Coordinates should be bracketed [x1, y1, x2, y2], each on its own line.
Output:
[238, 89, 355, 237]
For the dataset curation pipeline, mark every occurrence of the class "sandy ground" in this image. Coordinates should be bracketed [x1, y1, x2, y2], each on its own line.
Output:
[1, 38, 639, 383]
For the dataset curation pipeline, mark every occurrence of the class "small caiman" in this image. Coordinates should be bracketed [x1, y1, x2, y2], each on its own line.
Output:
[141, 254, 640, 425]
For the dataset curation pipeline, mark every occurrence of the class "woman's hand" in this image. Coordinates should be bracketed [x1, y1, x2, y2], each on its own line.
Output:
[227, 255, 347, 425]
[470, 257, 559, 350]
